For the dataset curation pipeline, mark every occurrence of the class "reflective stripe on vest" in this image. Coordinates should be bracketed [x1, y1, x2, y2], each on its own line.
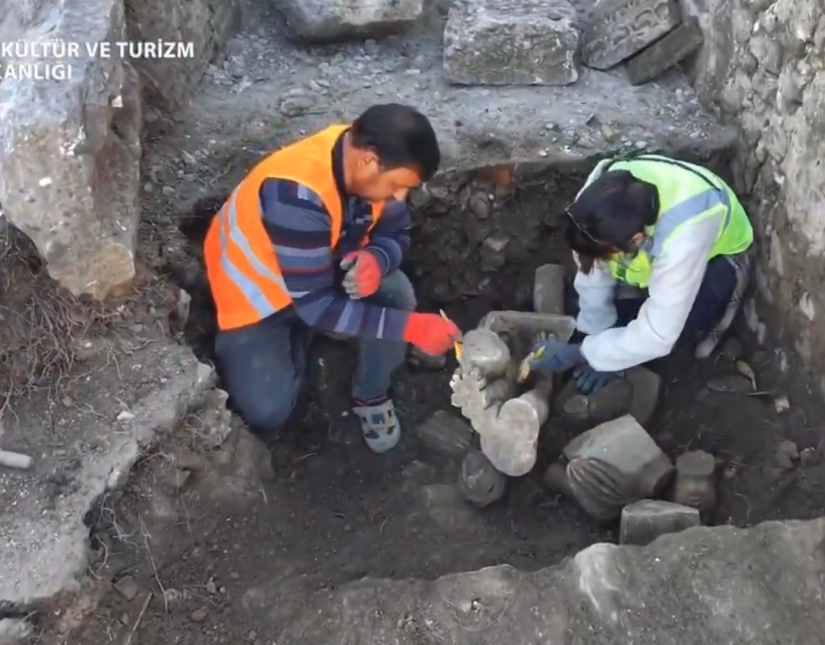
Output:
[214, 189, 288, 319]
[603, 156, 750, 288]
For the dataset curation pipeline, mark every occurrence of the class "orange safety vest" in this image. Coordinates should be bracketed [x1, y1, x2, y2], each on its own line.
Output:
[204, 125, 385, 331]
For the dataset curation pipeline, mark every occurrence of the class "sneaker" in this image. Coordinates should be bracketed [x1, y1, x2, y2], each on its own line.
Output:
[352, 398, 401, 454]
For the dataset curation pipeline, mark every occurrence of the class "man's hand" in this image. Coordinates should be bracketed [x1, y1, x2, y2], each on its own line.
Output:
[403, 313, 462, 356]
[572, 364, 615, 394]
[340, 251, 382, 299]
[527, 341, 585, 374]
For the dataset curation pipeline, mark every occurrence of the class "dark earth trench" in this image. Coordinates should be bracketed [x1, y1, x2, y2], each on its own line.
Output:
[45, 166, 825, 645]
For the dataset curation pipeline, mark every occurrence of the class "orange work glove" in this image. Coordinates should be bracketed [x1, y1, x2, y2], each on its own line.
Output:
[402, 313, 462, 356]
[340, 250, 382, 298]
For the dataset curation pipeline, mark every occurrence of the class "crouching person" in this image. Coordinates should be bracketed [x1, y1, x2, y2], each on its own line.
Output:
[527, 154, 754, 391]
[204, 104, 460, 455]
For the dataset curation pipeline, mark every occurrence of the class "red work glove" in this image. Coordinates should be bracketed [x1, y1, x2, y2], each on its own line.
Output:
[340, 250, 382, 299]
[403, 313, 462, 356]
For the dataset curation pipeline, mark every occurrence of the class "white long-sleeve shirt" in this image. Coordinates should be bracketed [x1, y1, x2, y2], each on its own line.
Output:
[576, 211, 724, 373]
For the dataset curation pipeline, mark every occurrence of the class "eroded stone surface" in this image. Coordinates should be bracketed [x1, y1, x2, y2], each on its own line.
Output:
[272, 0, 423, 42]
[581, 0, 682, 70]
[269, 519, 825, 643]
[619, 499, 701, 545]
[533, 263, 566, 314]
[444, 0, 580, 86]
[563, 415, 674, 519]
[0, 0, 142, 299]
[626, 17, 704, 86]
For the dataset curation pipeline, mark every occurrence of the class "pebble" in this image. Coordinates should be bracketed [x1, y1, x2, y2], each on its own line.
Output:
[191, 608, 208, 623]
[280, 96, 316, 117]
[113, 575, 138, 600]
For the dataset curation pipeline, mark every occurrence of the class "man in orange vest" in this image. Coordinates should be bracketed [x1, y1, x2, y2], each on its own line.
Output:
[204, 104, 460, 456]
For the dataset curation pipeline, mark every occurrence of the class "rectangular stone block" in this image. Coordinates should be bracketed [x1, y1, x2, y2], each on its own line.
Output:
[0, 0, 143, 299]
[626, 18, 704, 85]
[581, 0, 682, 71]
[533, 264, 566, 315]
[619, 499, 701, 546]
[274, 0, 424, 43]
[444, 0, 580, 86]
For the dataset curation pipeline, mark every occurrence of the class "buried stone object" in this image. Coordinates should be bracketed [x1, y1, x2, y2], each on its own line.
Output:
[554, 366, 661, 427]
[415, 410, 475, 458]
[671, 450, 717, 515]
[533, 263, 566, 315]
[619, 499, 701, 545]
[626, 17, 704, 86]
[458, 450, 507, 507]
[556, 415, 674, 520]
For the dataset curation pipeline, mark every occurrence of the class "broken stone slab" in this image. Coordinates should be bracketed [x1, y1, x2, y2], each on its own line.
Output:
[626, 17, 704, 86]
[533, 263, 566, 315]
[271, 0, 423, 42]
[415, 411, 475, 458]
[457, 450, 507, 507]
[0, 0, 143, 299]
[562, 415, 674, 520]
[270, 518, 825, 643]
[619, 499, 701, 545]
[581, 0, 682, 71]
[443, 0, 580, 86]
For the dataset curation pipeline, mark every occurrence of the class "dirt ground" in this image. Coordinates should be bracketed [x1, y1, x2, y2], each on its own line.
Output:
[13, 136, 825, 644]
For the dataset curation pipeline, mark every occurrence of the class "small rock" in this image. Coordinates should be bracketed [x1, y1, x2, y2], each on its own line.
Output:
[773, 395, 790, 414]
[458, 450, 507, 507]
[206, 580, 218, 594]
[800, 446, 819, 466]
[415, 410, 475, 457]
[619, 500, 701, 546]
[113, 575, 138, 600]
[190, 608, 208, 623]
[280, 96, 316, 117]
[776, 439, 799, 461]
[773, 449, 795, 471]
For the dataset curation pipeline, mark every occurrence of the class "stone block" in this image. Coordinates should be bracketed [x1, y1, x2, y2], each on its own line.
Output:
[415, 410, 475, 458]
[581, 0, 681, 71]
[627, 18, 704, 85]
[533, 263, 565, 315]
[458, 450, 507, 507]
[0, 0, 142, 299]
[125, 0, 242, 111]
[444, 0, 580, 86]
[563, 415, 674, 520]
[619, 500, 700, 545]
[272, 0, 423, 43]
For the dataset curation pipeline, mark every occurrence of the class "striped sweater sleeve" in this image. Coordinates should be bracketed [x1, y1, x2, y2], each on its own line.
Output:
[259, 178, 410, 339]
[364, 199, 411, 275]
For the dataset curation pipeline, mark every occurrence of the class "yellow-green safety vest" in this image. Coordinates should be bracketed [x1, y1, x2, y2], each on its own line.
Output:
[581, 155, 754, 288]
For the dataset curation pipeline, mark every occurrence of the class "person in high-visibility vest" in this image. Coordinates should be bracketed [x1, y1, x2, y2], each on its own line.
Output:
[527, 155, 754, 393]
[204, 104, 460, 455]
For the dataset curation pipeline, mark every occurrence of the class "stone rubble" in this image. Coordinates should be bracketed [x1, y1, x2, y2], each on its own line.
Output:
[581, 0, 682, 70]
[619, 499, 701, 545]
[271, 0, 424, 43]
[443, 0, 580, 86]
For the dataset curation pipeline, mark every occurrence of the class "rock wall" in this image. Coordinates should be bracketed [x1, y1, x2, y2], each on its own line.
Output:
[683, 0, 825, 387]
[0, 0, 239, 300]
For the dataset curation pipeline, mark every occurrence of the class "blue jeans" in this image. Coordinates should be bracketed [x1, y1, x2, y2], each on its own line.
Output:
[214, 270, 416, 444]
[568, 255, 737, 347]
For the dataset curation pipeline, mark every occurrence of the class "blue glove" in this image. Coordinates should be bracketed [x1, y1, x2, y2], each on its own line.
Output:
[527, 341, 585, 374]
[573, 364, 615, 394]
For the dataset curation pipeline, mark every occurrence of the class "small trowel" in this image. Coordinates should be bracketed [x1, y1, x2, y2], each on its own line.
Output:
[439, 309, 463, 360]
[517, 345, 545, 383]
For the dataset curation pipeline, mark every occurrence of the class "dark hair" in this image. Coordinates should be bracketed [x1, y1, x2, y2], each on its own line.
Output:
[566, 169, 658, 267]
[350, 104, 440, 181]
